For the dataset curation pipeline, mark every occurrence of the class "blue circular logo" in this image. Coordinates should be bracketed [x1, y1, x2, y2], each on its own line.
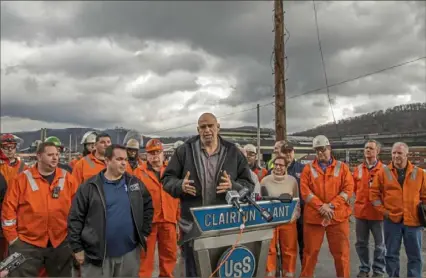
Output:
[217, 245, 256, 278]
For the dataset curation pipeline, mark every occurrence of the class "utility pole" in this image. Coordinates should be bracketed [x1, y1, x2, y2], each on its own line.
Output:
[69, 134, 72, 162]
[274, 0, 286, 141]
[256, 104, 261, 167]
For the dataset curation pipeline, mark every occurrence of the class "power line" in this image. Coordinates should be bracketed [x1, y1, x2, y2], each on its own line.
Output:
[312, 0, 340, 136]
[145, 102, 274, 135]
[146, 56, 425, 135]
[288, 56, 426, 99]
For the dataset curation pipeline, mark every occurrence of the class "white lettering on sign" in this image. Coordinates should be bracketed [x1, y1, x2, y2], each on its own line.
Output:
[224, 256, 253, 277]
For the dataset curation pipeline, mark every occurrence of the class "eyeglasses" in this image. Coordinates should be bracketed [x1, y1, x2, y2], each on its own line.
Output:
[1, 145, 16, 151]
[275, 163, 286, 168]
[315, 147, 327, 153]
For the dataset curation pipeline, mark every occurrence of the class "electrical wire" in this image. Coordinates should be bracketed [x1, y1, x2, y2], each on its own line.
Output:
[208, 215, 247, 278]
[287, 56, 426, 99]
[312, 0, 340, 137]
[145, 102, 274, 135]
[145, 56, 425, 135]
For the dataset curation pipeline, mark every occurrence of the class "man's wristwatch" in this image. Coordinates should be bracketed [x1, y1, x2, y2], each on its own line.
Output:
[329, 203, 335, 209]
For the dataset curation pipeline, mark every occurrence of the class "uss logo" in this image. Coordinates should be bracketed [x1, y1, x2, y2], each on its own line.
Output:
[218, 246, 256, 278]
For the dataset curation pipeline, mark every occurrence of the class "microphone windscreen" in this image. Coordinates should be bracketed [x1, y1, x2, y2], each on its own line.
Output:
[278, 193, 293, 203]
[260, 186, 269, 197]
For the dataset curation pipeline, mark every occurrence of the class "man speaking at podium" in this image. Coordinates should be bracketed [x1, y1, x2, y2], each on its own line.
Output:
[162, 112, 255, 277]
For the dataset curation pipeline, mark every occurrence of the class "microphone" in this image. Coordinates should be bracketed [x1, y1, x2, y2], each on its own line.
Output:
[238, 188, 273, 222]
[255, 193, 293, 203]
[226, 190, 244, 215]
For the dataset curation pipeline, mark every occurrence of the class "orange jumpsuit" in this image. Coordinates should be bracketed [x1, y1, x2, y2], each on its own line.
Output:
[0, 159, 28, 260]
[71, 152, 105, 185]
[300, 159, 354, 278]
[135, 164, 180, 278]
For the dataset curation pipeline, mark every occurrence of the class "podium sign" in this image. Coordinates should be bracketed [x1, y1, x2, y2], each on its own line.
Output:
[189, 199, 298, 277]
[192, 200, 298, 234]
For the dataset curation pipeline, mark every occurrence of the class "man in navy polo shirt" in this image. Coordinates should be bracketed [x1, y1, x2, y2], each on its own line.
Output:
[68, 144, 153, 278]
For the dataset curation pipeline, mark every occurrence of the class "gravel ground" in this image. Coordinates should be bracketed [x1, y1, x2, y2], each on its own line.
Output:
[151, 222, 426, 277]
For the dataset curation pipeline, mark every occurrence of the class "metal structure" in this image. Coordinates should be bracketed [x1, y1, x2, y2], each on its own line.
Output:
[187, 199, 298, 277]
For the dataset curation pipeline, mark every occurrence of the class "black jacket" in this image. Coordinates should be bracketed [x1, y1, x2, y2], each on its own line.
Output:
[0, 173, 7, 238]
[67, 170, 153, 265]
[162, 135, 255, 221]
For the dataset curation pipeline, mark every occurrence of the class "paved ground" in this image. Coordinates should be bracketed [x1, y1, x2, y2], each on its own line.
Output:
[151, 221, 426, 277]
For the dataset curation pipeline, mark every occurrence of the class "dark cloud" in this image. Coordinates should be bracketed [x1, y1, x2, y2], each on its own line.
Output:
[1, 1, 425, 134]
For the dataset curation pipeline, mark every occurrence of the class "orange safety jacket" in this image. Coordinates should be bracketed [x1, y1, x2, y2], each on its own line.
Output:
[300, 159, 354, 225]
[370, 162, 426, 226]
[1, 166, 78, 248]
[125, 158, 145, 175]
[253, 167, 268, 182]
[72, 152, 105, 185]
[134, 164, 180, 224]
[0, 164, 14, 185]
[353, 161, 384, 221]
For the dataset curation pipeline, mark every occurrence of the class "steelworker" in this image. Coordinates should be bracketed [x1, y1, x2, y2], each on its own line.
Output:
[1, 142, 78, 277]
[244, 144, 268, 182]
[125, 139, 143, 174]
[353, 140, 385, 278]
[263, 156, 300, 277]
[370, 142, 426, 278]
[137, 139, 180, 278]
[300, 135, 354, 278]
[279, 141, 305, 264]
[69, 131, 97, 169]
[72, 133, 111, 185]
[0, 134, 28, 178]
[44, 136, 73, 172]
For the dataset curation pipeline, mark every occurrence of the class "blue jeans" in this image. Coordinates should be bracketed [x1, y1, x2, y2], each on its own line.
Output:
[355, 218, 386, 274]
[383, 219, 424, 278]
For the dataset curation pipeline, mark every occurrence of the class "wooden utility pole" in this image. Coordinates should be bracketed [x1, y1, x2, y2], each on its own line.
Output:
[274, 0, 286, 141]
[256, 104, 261, 167]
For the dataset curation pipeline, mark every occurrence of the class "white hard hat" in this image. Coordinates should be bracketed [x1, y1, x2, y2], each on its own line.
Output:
[126, 139, 140, 150]
[81, 131, 97, 144]
[312, 135, 330, 148]
[244, 144, 257, 153]
[173, 140, 184, 149]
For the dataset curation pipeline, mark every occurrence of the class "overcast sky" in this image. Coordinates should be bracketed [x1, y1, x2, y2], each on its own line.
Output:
[1, 1, 425, 136]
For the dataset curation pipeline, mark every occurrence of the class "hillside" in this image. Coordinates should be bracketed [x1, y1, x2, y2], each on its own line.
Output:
[293, 102, 426, 137]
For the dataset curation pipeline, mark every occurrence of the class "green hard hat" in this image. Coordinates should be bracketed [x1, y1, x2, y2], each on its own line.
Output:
[45, 136, 62, 147]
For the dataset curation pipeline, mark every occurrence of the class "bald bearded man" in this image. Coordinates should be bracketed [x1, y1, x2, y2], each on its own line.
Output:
[162, 112, 255, 277]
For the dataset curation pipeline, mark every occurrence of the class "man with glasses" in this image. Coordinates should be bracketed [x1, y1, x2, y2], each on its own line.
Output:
[279, 142, 306, 264]
[300, 135, 354, 278]
[244, 144, 268, 182]
[136, 139, 180, 278]
[0, 134, 28, 178]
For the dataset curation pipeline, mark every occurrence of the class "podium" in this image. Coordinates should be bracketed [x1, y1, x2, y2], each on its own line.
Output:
[186, 198, 299, 277]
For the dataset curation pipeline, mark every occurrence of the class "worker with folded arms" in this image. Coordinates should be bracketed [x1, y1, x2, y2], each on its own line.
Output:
[1, 142, 78, 277]
[300, 135, 354, 278]
[370, 142, 426, 278]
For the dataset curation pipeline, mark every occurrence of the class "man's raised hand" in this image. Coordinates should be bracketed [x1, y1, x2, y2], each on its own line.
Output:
[182, 171, 196, 196]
